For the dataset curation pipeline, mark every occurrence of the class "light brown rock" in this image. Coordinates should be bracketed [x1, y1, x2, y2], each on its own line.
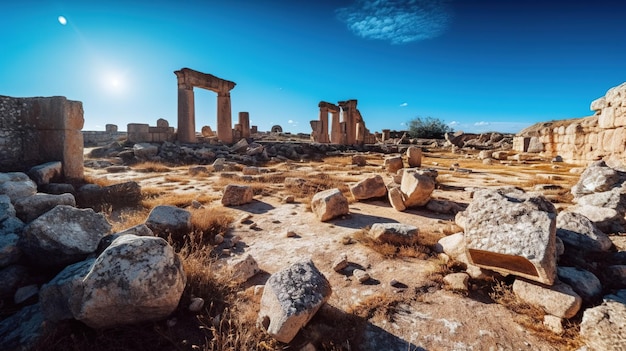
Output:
[311, 188, 349, 222]
[350, 175, 387, 200]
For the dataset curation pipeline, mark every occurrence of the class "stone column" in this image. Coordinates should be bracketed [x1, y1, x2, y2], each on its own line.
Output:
[356, 122, 365, 145]
[177, 87, 196, 143]
[330, 111, 341, 144]
[217, 91, 233, 144]
[239, 112, 250, 139]
[318, 107, 330, 143]
[382, 129, 391, 142]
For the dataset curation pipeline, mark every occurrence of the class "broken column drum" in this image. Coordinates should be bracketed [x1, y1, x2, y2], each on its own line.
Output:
[174, 68, 236, 143]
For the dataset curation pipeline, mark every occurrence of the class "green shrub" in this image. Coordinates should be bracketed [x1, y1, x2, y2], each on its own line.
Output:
[407, 116, 453, 139]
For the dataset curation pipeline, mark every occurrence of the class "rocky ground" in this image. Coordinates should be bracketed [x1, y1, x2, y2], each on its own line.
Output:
[82, 143, 596, 350]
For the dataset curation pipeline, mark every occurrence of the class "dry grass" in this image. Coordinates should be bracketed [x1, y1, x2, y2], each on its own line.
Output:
[489, 280, 585, 350]
[133, 161, 172, 173]
[83, 175, 118, 187]
[141, 186, 221, 209]
[351, 227, 433, 260]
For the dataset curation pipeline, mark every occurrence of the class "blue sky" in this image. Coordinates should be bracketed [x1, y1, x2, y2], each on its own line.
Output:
[1, 0, 625, 134]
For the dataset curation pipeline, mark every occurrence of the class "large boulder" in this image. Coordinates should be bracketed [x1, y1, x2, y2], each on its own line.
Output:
[0, 303, 45, 351]
[14, 193, 76, 223]
[257, 260, 331, 343]
[556, 211, 613, 252]
[62, 235, 185, 329]
[28, 161, 62, 186]
[40, 259, 96, 322]
[0, 264, 28, 298]
[102, 181, 142, 208]
[400, 170, 436, 207]
[384, 156, 403, 174]
[406, 146, 422, 168]
[571, 161, 623, 197]
[145, 205, 191, 240]
[133, 143, 159, 160]
[387, 187, 406, 211]
[19, 205, 111, 270]
[221, 184, 254, 206]
[0, 173, 37, 203]
[0, 195, 16, 223]
[512, 279, 582, 318]
[571, 187, 626, 233]
[368, 223, 418, 245]
[0, 233, 21, 268]
[557, 267, 602, 303]
[350, 175, 387, 201]
[311, 188, 349, 222]
[580, 300, 626, 351]
[463, 188, 557, 285]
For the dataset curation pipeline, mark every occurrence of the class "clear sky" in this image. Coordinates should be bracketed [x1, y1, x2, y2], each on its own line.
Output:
[2, 0, 625, 135]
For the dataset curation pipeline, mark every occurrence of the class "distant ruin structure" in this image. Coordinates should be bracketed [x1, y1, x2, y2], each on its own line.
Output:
[0, 95, 84, 181]
[127, 118, 175, 143]
[514, 81, 626, 164]
[311, 99, 375, 145]
[174, 68, 237, 144]
[271, 125, 283, 133]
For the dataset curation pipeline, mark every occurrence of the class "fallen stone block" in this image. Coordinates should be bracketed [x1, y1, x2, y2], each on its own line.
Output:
[369, 223, 418, 245]
[512, 279, 581, 318]
[311, 188, 349, 222]
[221, 184, 253, 206]
[350, 175, 387, 200]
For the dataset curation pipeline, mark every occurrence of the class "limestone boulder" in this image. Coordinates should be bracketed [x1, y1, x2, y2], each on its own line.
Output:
[387, 187, 406, 211]
[464, 188, 557, 285]
[0, 173, 37, 203]
[0, 195, 16, 223]
[14, 193, 76, 223]
[435, 232, 465, 259]
[512, 279, 582, 318]
[444, 273, 469, 292]
[257, 260, 331, 343]
[0, 216, 25, 237]
[351, 155, 367, 166]
[477, 150, 493, 160]
[102, 181, 142, 208]
[145, 205, 191, 239]
[230, 254, 261, 283]
[400, 170, 436, 207]
[556, 211, 613, 252]
[557, 267, 602, 303]
[350, 175, 387, 201]
[571, 186, 626, 233]
[602, 265, 626, 289]
[311, 188, 349, 222]
[0, 264, 28, 298]
[73, 235, 185, 328]
[492, 151, 509, 160]
[40, 258, 96, 322]
[97, 224, 154, 254]
[133, 143, 159, 159]
[368, 223, 418, 245]
[28, 161, 62, 186]
[571, 161, 623, 197]
[19, 205, 111, 270]
[0, 233, 21, 268]
[580, 300, 626, 351]
[221, 184, 254, 206]
[406, 146, 422, 167]
[384, 156, 403, 174]
[0, 303, 45, 351]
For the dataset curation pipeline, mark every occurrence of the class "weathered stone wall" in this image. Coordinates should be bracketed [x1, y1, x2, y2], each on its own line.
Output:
[0, 95, 84, 180]
[514, 82, 626, 165]
[82, 131, 127, 146]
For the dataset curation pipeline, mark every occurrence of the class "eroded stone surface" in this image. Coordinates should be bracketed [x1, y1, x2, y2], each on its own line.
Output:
[369, 223, 418, 245]
[350, 175, 387, 200]
[512, 279, 581, 318]
[580, 300, 626, 351]
[311, 188, 349, 222]
[221, 184, 254, 206]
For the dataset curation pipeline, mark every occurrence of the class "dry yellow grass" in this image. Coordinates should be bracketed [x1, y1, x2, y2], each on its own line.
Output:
[133, 161, 172, 173]
[141, 186, 220, 209]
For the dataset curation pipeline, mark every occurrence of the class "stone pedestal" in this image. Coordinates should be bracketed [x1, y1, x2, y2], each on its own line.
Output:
[239, 112, 250, 139]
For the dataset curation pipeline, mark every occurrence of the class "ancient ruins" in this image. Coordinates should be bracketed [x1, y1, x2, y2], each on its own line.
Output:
[514, 81, 626, 165]
[175, 68, 252, 144]
[311, 99, 375, 145]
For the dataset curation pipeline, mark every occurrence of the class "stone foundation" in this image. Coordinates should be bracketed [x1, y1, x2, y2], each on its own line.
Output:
[513, 82, 626, 165]
[0, 95, 84, 181]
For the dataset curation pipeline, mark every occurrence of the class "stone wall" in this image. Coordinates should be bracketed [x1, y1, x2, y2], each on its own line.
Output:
[0, 95, 84, 180]
[83, 131, 127, 146]
[127, 119, 175, 143]
[513, 82, 626, 165]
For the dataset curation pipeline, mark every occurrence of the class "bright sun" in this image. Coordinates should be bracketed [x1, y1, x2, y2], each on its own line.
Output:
[101, 72, 126, 94]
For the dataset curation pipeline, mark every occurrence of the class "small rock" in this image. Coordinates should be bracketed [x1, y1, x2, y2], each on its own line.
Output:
[353, 269, 370, 283]
[443, 273, 469, 292]
[222, 184, 254, 206]
[543, 315, 563, 334]
[311, 188, 349, 222]
[189, 297, 205, 312]
[283, 195, 295, 203]
[214, 234, 224, 244]
[286, 231, 297, 238]
[332, 253, 349, 272]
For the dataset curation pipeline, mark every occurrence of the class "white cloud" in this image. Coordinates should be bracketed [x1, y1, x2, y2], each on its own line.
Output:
[400, 122, 406, 126]
[399, 102, 408, 107]
[336, 0, 452, 44]
[474, 121, 490, 126]
[448, 121, 459, 126]
[288, 119, 294, 124]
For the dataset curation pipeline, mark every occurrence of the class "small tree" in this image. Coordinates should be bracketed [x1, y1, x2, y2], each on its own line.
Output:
[407, 116, 453, 139]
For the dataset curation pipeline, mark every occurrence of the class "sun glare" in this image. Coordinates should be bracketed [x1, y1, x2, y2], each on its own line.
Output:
[58, 16, 67, 25]
[100, 71, 127, 95]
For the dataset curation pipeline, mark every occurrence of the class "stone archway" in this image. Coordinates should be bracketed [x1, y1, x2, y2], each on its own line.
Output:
[271, 125, 283, 133]
[174, 68, 236, 143]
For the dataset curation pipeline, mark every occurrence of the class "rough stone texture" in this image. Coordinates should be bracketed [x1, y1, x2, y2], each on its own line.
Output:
[257, 260, 331, 343]
[351, 155, 367, 166]
[96, 224, 154, 254]
[221, 184, 254, 206]
[435, 233, 465, 259]
[580, 300, 626, 351]
[0, 216, 25, 237]
[406, 146, 422, 167]
[557, 267, 602, 303]
[350, 175, 387, 200]
[145, 205, 191, 239]
[133, 143, 159, 160]
[603, 265, 626, 289]
[556, 211, 613, 252]
[384, 156, 403, 174]
[40, 258, 96, 322]
[0, 194, 16, 222]
[230, 254, 260, 283]
[19, 205, 111, 270]
[387, 186, 406, 211]
[311, 188, 349, 222]
[0, 173, 37, 203]
[512, 279, 582, 318]
[28, 161, 62, 186]
[368, 223, 418, 245]
[0, 303, 45, 351]
[571, 181, 626, 234]
[73, 235, 186, 328]
[14, 193, 76, 223]
[0, 96, 84, 180]
[571, 161, 623, 197]
[512, 82, 626, 165]
[464, 188, 557, 285]
[443, 273, 469, 292]
[400, 170, 436, 207]
[101, 181, 142, 209]
[0, 233, 21, 268]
